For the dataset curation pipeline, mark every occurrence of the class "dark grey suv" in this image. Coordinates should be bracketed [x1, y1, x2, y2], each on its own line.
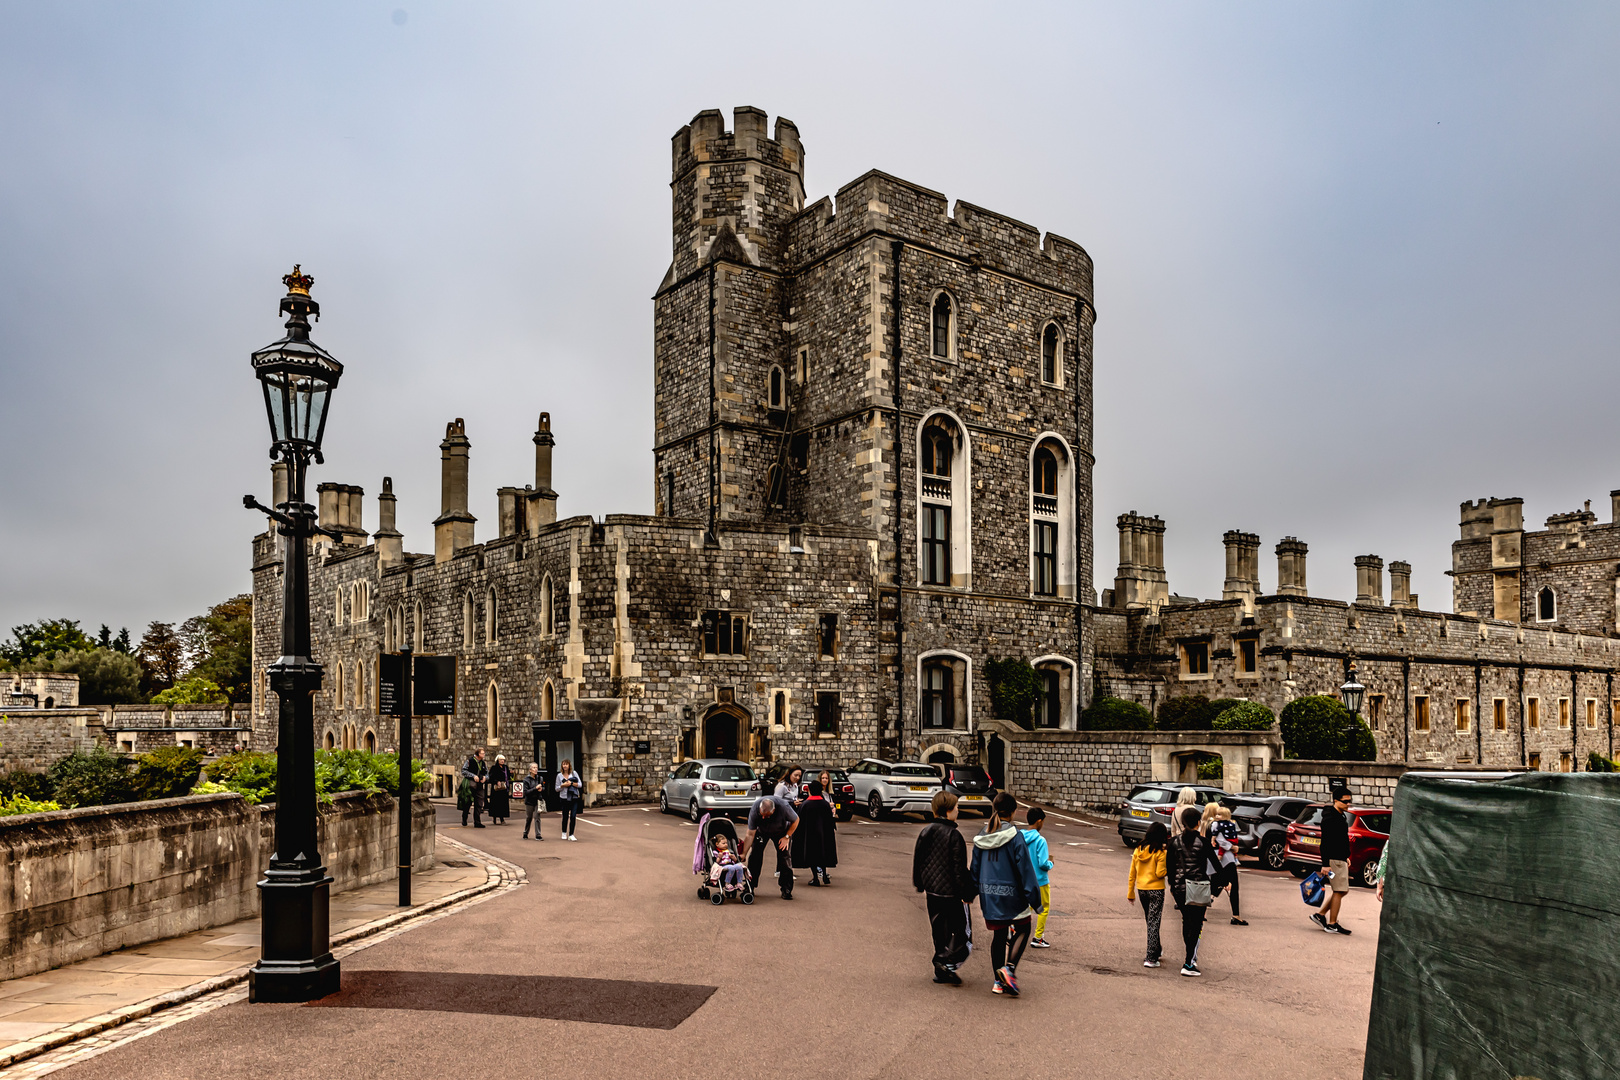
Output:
[1228, 795, 1312, 871]
[1116, 782, 1227, 846]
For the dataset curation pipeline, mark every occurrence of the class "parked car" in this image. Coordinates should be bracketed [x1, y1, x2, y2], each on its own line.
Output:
[937, 762, 995, 816]
[1116, 782, 1228, 846]
[1228, 795, 1314, 871]
[1284, 803, 1392, 887]
[660, 759, 762, 822]
[848, 758, 943, 819]
[759, 762, 857, 820]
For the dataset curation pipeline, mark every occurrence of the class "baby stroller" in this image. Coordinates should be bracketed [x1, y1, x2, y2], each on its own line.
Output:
[693, 814, 754, 906]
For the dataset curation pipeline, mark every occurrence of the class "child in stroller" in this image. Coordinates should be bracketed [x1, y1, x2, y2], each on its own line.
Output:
[694, 814, 755, 905]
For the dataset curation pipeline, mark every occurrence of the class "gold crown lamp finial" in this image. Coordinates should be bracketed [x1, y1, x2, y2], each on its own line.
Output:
[282, 264, 314, 296]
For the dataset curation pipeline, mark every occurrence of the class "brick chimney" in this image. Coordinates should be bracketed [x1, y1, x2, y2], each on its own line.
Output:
[374, 477, 403, 567]
[1275, 537, 1308, 596]
[434, 418, 476, 564]
[1355, 554, 1384, 605]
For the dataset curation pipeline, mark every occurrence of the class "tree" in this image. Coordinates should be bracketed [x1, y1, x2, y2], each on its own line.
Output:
[188, 594, 253, 703]
[151, 676, 229, 705]
[137, 621, 184, 695]
[113, 627, 132, 654]
[1, 619, 94, 666]
[96, 624, 133, 654]
[50, 648, 143, 705]
[1279, 695, 1377, 761]
[984, 657, 1042, 728]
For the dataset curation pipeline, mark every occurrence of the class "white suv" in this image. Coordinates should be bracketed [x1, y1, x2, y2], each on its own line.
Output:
[848, 758, 943, 819]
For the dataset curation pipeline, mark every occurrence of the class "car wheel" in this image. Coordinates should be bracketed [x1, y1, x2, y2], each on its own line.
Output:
[659, 791, 669, 815]
[1260, 837, 1287, 871]
[689, 799, 702, 824]
[868, 793, 887, 820]
[1356, 860, 1379, 889]
[1289, 865, 1309, 879]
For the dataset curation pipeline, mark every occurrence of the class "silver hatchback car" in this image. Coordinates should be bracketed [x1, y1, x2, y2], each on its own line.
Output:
[660, 759, 762, 822]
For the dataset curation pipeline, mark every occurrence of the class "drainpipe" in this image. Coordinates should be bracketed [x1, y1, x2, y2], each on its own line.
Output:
[1401, 657, 1411, 762]
[1517, 662, 1526, 768]
[890, 240, 906, 753]
[1571, 667, 1579, 769]
[707, 264, 718, 544]
[1474, 662, 1482, 765]
[1609, 672, 1615, 760]
[1073, 297, 1086, 718]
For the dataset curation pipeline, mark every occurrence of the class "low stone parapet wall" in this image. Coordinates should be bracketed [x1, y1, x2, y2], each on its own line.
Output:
[0, 790, 435, 981]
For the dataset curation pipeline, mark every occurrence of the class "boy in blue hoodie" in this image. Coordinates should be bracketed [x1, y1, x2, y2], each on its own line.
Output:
[1022, 807, 1055, 948]
[971, 792, 1044, 996]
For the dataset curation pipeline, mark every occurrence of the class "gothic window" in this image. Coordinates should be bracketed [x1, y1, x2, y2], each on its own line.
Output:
[1029, 437, 1072, 598]
[1033, 447, 1057, 498]
[1537, 587, 1556, 622]
[334, 662, 345, 710]
[931, 292, 954, 359]
[796, 347, 808, 383]
[540, 574, 555, 636]
[487, 683, 499, 742]
[918, 413, 970, 588]
[363, 729, 376, 753]
[413, 600, 424, 652]
[922, 428, 952, 479]
[324, 730, 336, 750]
[768, 365, 785, 410]
[1040, 323, 1062, 385]
[702, 610, 748, 657]
[463, 594, 475, 649]
[335, 588, 344, 627]
[486, 587, 498, 645]
[818, 614, 838, 659]
[922, 506, 951, 586]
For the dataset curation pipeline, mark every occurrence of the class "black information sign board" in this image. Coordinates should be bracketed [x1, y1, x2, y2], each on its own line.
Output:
[377, 653, 407, 718]
[413, 655, 457, 715]
[634, 740, 651, 754]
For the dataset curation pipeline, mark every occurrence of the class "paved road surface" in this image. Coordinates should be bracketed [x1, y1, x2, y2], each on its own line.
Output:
[53, 802, 1379, 1080]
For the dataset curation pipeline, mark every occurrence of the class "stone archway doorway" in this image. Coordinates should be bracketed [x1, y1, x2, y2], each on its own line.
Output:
[703, 705, 749, 760]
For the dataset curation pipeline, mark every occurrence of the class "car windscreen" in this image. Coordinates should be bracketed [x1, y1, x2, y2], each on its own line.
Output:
[1127, 788, 1176, 805]
[1232, 805, 1265, 820]
[705, 766, 756, 782]
[1357, 811, 1392, 834]
[892, 765, 939, 778]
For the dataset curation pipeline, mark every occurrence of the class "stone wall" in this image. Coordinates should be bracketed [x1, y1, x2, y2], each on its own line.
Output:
[0, 790, 435, 981]
[0, 709, 105, 773]
[1249, 760, 1407, 806]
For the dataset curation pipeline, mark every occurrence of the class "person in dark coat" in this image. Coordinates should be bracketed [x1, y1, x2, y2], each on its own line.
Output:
[486, 754, 512, 824]
[791, 779, 838, 886]
[460, 749, 488, 828]
[914, 789, 976, 985]
[1167, 805, 1215, 977]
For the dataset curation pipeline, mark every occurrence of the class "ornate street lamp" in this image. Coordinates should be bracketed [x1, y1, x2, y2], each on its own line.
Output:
[243, 266, 343, 1002]
[1339, 667, 1366, 717]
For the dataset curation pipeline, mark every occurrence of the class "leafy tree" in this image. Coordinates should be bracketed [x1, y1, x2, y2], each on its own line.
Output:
[1, 619, 94, 665]
[137, 621, 185, 695]
[151, 676, 228, 705]
[1157, 694, 1220, 730]
[130, 746, 205, 800]
[47, 747, 135, 808]
[113, 627, 132, 654]
[49, 648, 144, 705]
[1213, 700, 1277, 731]
[984, 657, 1042, 728]
[188, 595, 253, 703]
[96, 624, 133, 654]
[1079, 696, 1155, 731]
[1279, 695, 1376, 761]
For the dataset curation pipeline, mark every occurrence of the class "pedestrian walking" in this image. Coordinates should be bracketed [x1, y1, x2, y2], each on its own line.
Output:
[1167, 805, 1215, 977]
[1169, 785, 1199, 837]
[971, 792, 1043, 997]
[1311, 787, 1355, 935]
[774, 765, 805, 806]
[487, 754, 512, 825]
[791, 779, 838, 886]
[743, 794, 799, 899]
[460, 748, 488, 828]
[521, 761, 545, 841]
[1127, 821, 1169, 967]
[913, 789, 975, 985]
[1208, 804, 1246, 925]
[555, 759, 582, 840]
[1021, 807, 1055, 948]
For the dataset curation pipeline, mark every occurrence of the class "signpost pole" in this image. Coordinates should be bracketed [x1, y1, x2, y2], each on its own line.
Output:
[398, 645, 413, 907]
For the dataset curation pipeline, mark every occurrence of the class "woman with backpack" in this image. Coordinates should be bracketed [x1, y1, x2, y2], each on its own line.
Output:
[970, 792, 1044, 997]
[1167, 805, 1215, 977]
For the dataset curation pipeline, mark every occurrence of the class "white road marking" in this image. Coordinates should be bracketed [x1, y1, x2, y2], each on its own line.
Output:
[576, 817, 612, 827]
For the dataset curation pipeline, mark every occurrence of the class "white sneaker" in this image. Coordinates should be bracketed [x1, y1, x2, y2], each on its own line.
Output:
[1143, 959, 1161, 968]
[568, 834, 577, 841]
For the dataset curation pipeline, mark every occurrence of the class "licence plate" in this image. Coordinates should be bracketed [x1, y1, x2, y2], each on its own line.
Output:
[724, 789, 745, 797]
[1300, 836, 1319, 846]
[963, 795, 987, 802]
[1130, 809, 1150, 818]
[909, 785, 930, 792]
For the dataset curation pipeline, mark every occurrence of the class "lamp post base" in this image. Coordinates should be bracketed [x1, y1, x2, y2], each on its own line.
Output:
[248, 871, 340, 1003]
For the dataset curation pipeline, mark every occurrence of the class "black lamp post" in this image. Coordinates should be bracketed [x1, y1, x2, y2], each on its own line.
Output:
[243, 266, 343, 1003]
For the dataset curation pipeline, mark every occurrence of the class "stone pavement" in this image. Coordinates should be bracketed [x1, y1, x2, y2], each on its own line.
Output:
[23, 801, 1382, 1080]
[0, 833, 516, 1076]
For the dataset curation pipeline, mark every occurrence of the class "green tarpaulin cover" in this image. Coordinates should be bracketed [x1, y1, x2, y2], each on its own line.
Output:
[1364, 772, 1620, 1080]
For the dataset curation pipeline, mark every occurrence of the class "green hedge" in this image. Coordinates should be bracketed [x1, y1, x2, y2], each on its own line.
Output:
[1214, 701, 1276, 731]
[1079, 696, 1154, 731]
[1279, 695, 1376, 760]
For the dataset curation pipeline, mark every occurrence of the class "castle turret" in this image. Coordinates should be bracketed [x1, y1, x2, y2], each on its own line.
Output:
[1355, 554, 1384, 605]
[668, 107, 805, 280]
[434, 418, 476, 564]
[1275, 537, 1308, 596]
[1222, 530, 1261, 610]
[374, 477, 403, 567]
[528, 411, 558, 530]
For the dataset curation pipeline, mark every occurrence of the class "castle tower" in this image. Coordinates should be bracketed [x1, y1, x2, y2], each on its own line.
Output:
[668, 106, 804, 280]
[434, 418, 475, 564]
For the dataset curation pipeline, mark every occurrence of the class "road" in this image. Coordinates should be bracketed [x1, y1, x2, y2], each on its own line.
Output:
[52, 801, 1379, 1080]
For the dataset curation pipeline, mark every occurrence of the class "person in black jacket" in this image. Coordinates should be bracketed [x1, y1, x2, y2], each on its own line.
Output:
[1311, 788, 1355, 935]
[913, 790, 976, 985]
[1167, 806, 1215, 977]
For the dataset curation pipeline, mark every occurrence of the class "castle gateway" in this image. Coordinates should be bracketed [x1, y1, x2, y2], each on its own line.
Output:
[250, 107, 1097, 804]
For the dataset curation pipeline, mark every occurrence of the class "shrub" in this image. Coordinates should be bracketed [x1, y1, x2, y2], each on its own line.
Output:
[1588, 751, 1619, 773]
[1157, 694, 1219, 730]
[984, 658, 1042, 728]
[1279, 695, 1376, 761]
[198, 750, 427, 805]
[1079, 696, 1154, 731]
[1196, 756, 1224, 781]
[0, 793, 61, 816]
[203, 750, 278, 804]
[47, 747, 135, 808]
[150, 676, 228, 705]
[130, 745, 205, 801]
[0, 770, 54, 801]
[1213, 701, 1276, 731]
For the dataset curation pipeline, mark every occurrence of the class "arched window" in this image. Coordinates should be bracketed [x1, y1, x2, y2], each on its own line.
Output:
[918, 651, 970, 731]
[1538, 587, 1556, 622]
[1040, 323, 1062, 385]
[1033, 657, 1074, 729]
[1033, 446, 1058, 497]
[463, 594, 475, 649]
[931, 292, 955, 359]
[335, 588, 344, 626]
[324, 730, 336, 750]
[540, 574, 555, 636]
[486, 683, 499, 742]
[542, 680, 555, 722]
[486, 587, 498, 644]
[917, 413, 971, 589]
[922, 428, 952, 479]
[767, 365, 785, 410]
[413, 601, 424, 652]
[356, 660, 368, 713]
[1030, 436, 1075, 599]
[363, 729, 376, 753]
[335, 662, 345, 710]
[922, 662, 953, 728]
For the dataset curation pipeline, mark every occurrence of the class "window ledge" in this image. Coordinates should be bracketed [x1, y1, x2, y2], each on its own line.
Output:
[816, 732, 838, 739]
[1179, 673, 1213, 681]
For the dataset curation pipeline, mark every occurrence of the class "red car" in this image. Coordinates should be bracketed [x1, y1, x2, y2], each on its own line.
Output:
[1284, 803, 1391, 888]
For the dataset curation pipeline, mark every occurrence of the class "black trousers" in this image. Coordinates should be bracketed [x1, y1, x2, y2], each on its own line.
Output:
[559, 801, 579, 835]
[747, 835, 794, 895]
[462, 784, 485, 825]
[1179, 902, 1207, 968]
[990, 918, 1032, 973]
[1214, 863, 1241, 917]
[926, 895, 970, 970]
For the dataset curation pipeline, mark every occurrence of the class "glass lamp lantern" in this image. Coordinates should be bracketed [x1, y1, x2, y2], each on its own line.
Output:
[251, 265, 343, 462]
[1339, 669, 1366, 716]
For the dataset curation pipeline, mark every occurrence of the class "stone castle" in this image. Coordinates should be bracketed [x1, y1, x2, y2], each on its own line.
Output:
[244, 106, 1616, 804]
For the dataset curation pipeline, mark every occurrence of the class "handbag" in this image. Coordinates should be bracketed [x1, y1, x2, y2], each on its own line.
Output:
[1300, 870, 1326, 908]
[1184, 878, 1213, 907]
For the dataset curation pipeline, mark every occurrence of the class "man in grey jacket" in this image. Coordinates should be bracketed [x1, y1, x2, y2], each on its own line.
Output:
[460, 748, 488, 828]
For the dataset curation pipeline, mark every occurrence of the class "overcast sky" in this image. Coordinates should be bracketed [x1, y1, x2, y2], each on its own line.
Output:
[2, 2, 1618, 638]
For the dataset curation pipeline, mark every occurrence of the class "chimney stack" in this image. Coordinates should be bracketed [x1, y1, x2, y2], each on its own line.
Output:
[1222, 530, 1261, 610]
[316, 483, 342, 549]
[434, 418, 476, 564]
[528, 411, 559, 531]
[1275, 537, 1308, 596]
[1355, 554, 1384, 605]
[497, 486, 527, 539]
[271, 462, 289, 511]
[1112, 512, 1169, 611]
[375, 477, 403, 566]
[1389, 560, 1412, 609]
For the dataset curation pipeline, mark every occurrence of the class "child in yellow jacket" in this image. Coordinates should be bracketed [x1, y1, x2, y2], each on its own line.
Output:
[1127, 821, 1169, 968]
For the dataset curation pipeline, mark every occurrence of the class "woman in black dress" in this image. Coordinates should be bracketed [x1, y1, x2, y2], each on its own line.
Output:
[487, 754, 512, 825]
[791, 779, 839, 886]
